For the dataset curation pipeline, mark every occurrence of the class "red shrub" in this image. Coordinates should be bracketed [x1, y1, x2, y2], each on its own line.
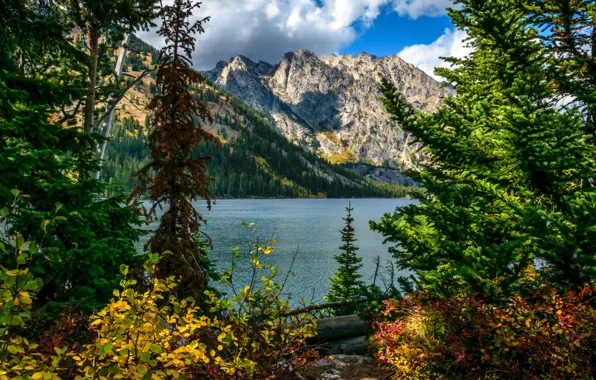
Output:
[371, 286, 596, 379]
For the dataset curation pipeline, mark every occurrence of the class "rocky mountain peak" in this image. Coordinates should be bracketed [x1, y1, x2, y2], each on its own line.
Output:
[295, 48, 318, 58]
[203, 50, 452, 167]
[228, 55, 255, 70]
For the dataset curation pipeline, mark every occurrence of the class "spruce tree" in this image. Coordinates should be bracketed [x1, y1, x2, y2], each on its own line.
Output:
[325, 203, 365, 313]
[0, 0, 143, 311]
[372, 0, 596, 300]
[527, 0, 596, 144]
[130, 0, 218, 300]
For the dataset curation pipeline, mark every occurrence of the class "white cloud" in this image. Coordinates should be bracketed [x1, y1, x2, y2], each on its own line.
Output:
[138, 0, 457, 70]
[397, 28, 471, 80]
[392, 0, 453, 19]
[139, 0, 403, 69]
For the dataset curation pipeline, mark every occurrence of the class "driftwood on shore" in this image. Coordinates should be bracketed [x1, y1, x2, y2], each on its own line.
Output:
[310, 314, 371, 355]
[315, 314, 367, 341]
[285, 302, 371, 354]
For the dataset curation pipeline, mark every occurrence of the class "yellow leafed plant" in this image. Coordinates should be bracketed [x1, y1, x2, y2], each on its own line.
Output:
[1, 193, 317, 379]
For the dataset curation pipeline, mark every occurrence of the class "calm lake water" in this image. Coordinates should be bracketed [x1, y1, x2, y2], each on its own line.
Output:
[137, 198, 415, 305]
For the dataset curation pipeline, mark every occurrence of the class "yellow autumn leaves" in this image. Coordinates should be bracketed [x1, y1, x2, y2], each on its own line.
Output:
[1, 248, 317, 379]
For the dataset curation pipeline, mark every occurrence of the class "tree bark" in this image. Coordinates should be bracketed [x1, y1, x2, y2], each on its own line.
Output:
[84, 24, 99, 134]
[92, 33, 131, 180]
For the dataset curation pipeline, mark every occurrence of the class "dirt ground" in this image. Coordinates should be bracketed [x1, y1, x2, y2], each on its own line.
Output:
[306, 355, 392, 380]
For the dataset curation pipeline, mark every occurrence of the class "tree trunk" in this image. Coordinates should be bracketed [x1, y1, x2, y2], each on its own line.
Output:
[84, 24, 99, 134]
[92, 33, 131, 180]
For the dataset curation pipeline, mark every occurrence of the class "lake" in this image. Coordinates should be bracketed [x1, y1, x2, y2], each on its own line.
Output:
[137, 198, 415, 305]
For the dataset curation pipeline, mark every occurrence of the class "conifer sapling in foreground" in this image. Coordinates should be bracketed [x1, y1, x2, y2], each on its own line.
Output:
[325, 202, 365, 314]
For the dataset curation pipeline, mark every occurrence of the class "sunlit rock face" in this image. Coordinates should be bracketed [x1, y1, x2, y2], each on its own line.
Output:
[204, 50, 452, 167]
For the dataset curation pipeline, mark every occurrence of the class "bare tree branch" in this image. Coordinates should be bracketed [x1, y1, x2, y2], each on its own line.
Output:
[92, 69, 152, 131]
[283, 300, 354, 317]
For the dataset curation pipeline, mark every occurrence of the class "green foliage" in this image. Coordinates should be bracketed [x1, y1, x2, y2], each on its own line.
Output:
[372, 0, 596, 300]
[0, 193, 67, 378]
[0, 1, 142, 311]
[372, 283, 596, 379]
[102, 116, 150, 194]
[325, 203, 365, 314]
[124, 52, 146, 72]
[526, 0, 596, 144]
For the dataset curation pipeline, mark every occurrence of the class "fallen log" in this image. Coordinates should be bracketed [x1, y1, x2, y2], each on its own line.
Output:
[316, 314, 367, 341]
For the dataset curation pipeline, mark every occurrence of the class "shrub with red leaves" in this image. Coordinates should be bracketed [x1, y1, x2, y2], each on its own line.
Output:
[371, 286, 596, 379]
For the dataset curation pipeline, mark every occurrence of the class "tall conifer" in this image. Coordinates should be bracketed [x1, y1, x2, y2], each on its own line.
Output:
[130, 0, 218, 300]
[0, 0, 143, 310]
[373, 0, 596, 299]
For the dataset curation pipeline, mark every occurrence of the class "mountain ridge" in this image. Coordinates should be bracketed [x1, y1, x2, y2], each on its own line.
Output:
[204, 48, 452, 167]
[101, 35, 413, 198]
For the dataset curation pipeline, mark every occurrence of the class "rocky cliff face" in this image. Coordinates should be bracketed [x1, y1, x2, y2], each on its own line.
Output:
[204, 50, 451, 167]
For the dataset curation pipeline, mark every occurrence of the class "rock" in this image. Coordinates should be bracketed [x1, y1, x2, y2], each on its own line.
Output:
[311, 355, 385, 380]
[277, 361, 305, 379]
[203, 50, 452, 168]
[321, 368, 342, 379]
[314, 358, 348, 368]
[327, 335, 369, 356]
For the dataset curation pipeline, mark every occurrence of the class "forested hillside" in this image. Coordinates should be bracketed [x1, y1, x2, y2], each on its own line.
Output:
[102, 36, 410, 198]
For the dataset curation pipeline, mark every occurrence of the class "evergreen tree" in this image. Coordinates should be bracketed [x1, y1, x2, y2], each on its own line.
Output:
[60, 0, 157, 135]
[325, 203, 365, 313]
[372, 0, 596, 300]
[527, 0, 596, 144]
[0, 0, 142, 311]
[129, 0, 218, 300]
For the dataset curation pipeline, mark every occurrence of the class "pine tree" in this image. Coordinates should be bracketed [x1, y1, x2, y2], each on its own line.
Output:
[527, 0, 596, 144]
[0, 0, 143, 311]
[59, 0, 156, 135]
[372, 0, 596, 300]
[325, 203, 365, 313]
[130, 0, 218, 300]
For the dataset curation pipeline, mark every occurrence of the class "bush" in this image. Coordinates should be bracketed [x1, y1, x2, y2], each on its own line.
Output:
[0, 209, 318, 379]
[371, 284, 596, 379]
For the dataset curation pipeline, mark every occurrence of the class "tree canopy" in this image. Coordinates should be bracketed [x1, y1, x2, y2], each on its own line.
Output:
[372, 0, 596, 300]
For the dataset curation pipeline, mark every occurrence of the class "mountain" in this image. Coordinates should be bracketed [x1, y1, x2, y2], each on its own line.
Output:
[204, 50, 452, 167]
[101, 36, 412, 198]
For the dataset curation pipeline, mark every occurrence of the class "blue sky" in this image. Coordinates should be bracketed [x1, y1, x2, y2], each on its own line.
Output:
[139, 0, 470, 80]
[342, 11, 454, 57]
